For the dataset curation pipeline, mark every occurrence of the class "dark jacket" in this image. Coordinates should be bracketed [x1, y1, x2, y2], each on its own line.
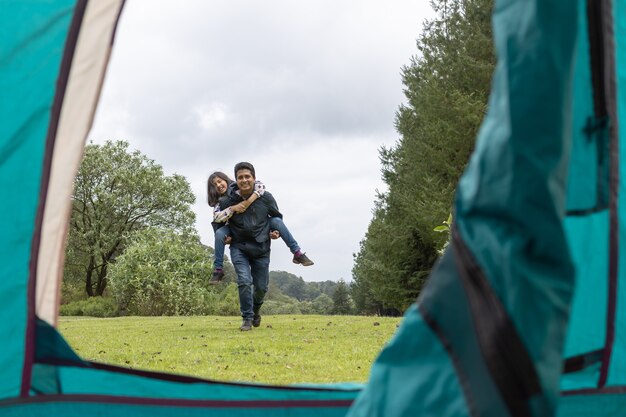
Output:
[217, 184, 282, 255]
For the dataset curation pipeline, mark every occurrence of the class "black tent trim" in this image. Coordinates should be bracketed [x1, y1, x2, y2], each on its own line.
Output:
[451, 228, 541, 417]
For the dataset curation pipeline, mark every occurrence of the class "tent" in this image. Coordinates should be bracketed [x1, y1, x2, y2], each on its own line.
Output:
[0, 0, 623, 416]
[350, 0, 625, 416]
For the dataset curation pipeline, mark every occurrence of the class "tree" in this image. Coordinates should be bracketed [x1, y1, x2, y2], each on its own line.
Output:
[270, 271, 333, 301]
[65, 140, 196, 297]
[352, 0, 495, 312]
[308, 280, 339, 299]
[331, 280, 353, 315]
[270, 271, 307, 300]
[303, 284, 322, 301]
[350, 248, 384, 315]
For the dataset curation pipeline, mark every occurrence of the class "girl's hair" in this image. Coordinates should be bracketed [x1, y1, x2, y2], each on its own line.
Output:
[207, 171, 233, 207]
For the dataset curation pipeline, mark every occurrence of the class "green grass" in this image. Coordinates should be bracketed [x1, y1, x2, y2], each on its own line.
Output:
[59, 315, 401, 385]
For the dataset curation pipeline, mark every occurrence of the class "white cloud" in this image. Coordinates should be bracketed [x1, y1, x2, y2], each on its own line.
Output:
[194, 103, 229, 131]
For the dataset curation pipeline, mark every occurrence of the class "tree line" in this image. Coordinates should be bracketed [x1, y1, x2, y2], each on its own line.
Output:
[62, 0, 496, 317]
[351, 0, 495, 315]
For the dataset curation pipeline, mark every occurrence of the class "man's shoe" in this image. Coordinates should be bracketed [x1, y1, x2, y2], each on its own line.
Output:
[209, 269, 224, 285]
[252, 314, 262, 327]
[293, 252, 314, 266]
[240, 319, 253, 331]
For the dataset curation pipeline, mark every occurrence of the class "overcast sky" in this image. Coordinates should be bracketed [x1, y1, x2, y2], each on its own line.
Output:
[89, 0, 435, 283]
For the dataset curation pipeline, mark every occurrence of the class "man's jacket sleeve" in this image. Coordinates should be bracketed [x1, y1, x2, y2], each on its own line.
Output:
[263, 192, 283, 219]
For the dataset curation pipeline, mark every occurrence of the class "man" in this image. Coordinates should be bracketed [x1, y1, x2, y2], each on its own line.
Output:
[217, 162, 283, 331]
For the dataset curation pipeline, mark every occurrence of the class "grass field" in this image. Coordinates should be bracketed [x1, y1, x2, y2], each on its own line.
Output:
[59, 315, 402, 385]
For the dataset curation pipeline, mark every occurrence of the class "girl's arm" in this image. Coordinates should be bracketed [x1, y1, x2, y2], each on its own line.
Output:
[253, 180, 266, 197]
[213, 203, 234, 223]
[232, 180, 266, 213]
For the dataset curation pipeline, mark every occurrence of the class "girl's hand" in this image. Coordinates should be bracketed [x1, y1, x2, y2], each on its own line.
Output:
[231, 202, 247, 213]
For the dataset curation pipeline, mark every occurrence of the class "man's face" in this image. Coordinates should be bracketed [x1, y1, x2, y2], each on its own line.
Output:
[236, 169, 255, 196]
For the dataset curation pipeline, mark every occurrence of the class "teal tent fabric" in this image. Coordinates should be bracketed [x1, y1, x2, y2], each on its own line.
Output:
[349, 0, 622, 414]
[2, 0, 626, 416]
[560, 0, 625, 399]
[0, 0, 76, 398]
[604, 0, 626, 388]
[351, 0, 626, 415]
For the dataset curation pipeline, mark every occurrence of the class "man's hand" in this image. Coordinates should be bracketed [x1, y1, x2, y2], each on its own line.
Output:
[231, 202, 248, 213]
[224, 235, 232, 244]
[269, 230, 280, 240]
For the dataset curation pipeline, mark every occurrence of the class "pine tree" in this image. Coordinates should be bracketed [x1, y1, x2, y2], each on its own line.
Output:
[331, 280, 352, 315]
[352, 0, 495, 313]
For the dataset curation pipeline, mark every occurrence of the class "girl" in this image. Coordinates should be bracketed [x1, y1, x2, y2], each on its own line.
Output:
[207, 171, 313, 284]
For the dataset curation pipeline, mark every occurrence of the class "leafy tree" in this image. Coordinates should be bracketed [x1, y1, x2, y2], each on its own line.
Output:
[270, 271, 295, 289]
[249, 275, 343, 315]
[352, 0, 495, 312]
[270, 271, 337, 301]
[270, 271, 306, 299]
[331, 280, 353, 315]
[286, 279, 307, 301]
[64, 140, 196, 297]
[306, 280, 339, 299]
[303, 284, 322, 301]
[266, 280, 299, 304]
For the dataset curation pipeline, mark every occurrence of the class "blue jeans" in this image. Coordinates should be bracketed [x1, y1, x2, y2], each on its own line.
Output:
[269, 217, 300, 254]
[213, 225, 230, 269]
[230, 245, 270, 320]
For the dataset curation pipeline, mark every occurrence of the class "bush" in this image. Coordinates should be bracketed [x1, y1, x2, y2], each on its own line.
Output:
[59, 297, 119, 317]
[262, 300, 302, 315]
[311, 293, 333, 314]
[109, 228, 216, 316]
[297, 300, 314, 314]
[212, 283, 241, 316]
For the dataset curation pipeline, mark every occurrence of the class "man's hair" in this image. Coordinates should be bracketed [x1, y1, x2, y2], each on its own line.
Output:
[234, 161, 256, 178]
